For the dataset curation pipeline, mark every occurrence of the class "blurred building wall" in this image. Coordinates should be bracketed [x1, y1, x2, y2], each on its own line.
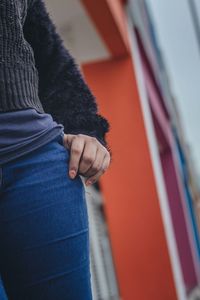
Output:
[0, 1, 197, 300]
[81, 0, 200, 299]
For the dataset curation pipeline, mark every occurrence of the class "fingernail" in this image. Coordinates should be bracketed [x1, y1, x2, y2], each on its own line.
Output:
[86, 180, 93, 186]
[69, 169, 76, 179]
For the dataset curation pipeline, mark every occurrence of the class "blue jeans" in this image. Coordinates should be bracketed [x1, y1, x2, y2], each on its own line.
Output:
[0, 134, 92, 300]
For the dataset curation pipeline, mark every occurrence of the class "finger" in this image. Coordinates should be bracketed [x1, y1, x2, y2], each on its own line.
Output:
[68, 136, 85, 179]
[78, 139, 97, 175]
[63, 134, 74, 149]
[85, 152, 110, 186]
[83, 147, 105, 178]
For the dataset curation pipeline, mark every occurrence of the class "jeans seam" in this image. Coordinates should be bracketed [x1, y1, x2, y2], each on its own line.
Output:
[24, 228, 89, 251]
[24, 257, 90, 289]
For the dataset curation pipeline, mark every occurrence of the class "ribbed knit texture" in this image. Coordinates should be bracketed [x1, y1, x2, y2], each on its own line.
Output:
[0, 0, 45, 113]
[0, 0, 112, 158]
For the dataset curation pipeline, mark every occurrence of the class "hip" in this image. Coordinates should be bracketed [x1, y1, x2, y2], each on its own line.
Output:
[0, 131, 89, 232]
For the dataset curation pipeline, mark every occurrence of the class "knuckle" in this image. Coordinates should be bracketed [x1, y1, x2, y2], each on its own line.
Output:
[83, 155, 93, 164]
[92, 165, 100, 173]
[101, 147, 108, 156]
[104, 148, 110, 156]
[105, 151, 111, 162]
[90, 136, 97, 143]
[71, 146, 81, 155]
[101, 166, 107, 173]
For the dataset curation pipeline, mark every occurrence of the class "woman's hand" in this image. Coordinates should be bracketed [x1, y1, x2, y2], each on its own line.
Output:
[63, 133, 111, 186]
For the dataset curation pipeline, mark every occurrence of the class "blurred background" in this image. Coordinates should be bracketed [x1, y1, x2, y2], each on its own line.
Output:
[44, 0, 200, 299]
[1, 0, 200, 300]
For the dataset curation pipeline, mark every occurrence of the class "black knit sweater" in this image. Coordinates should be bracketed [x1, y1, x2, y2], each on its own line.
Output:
[0, 0, 111, 156]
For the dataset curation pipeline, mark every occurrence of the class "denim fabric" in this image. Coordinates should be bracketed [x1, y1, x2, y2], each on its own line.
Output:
[0, 278, 7, 300]
[0, 133, 92, 300]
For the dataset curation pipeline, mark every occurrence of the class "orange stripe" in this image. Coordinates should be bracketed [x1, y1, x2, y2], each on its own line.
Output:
[81, 0, 130, 57]
[83, 56, 177, 300]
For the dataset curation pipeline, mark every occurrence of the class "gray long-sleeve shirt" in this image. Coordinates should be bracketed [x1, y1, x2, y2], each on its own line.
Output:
[0, 108, 64, 165]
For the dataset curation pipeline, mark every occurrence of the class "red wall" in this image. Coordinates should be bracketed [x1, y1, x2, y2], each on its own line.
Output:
[82, 0, 130, 57]
[83, 56, 177, 300]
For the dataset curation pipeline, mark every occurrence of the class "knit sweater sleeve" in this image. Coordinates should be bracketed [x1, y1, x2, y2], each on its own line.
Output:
[23, 0, 112, 156]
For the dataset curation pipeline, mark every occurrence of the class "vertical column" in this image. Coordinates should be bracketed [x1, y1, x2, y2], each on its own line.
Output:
[83, 56, 177, 300]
